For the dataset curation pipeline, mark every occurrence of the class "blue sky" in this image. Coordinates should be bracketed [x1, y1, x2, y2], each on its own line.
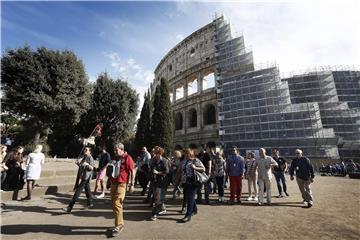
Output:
[2, 0, 360, 107]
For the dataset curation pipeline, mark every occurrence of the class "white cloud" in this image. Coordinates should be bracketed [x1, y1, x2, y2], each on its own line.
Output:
[176, 34, 184, 41]
[88, 75, 97, 83]
[169, 1, 360, 73]
[103, 51, 155, 117]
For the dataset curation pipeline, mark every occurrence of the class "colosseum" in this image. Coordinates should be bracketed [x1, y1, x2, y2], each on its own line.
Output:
[151, 15, 360, 160]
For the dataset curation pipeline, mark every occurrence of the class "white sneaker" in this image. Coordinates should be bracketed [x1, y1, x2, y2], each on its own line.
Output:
[247, 196, 253, 201]
[253, 197, 258, 201]
[158, 209, 166, 215]
[96, 193, 105, 199]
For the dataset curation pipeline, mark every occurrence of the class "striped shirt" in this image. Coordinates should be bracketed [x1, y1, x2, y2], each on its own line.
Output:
[245, 159, 257, 178]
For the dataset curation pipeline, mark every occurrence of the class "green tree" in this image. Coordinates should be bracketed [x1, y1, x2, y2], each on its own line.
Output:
[90, 73, 139, 151]
[1, 46, 91, 153]
[151, 78, 173, 154]
[134, 91, 152, 153]
[0, 114, 21, 134]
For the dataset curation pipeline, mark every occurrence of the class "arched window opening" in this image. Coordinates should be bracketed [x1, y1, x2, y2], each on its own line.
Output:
[190, 48, 195, 57]
[188, 108, 197, 128]
[176, 86, 184, 100]
[188, 78, 198, 96]
[203, 73, 215, 90]
[204, 104, 216, 125]
[175, 112, 183, 130]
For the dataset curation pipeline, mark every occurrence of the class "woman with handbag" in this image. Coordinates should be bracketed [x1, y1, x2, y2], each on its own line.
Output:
[181, 148, 205, 223]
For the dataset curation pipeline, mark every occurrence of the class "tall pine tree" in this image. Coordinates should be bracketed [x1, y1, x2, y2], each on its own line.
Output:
[134, 91, 152, 153]
[151, 78, 173, 154]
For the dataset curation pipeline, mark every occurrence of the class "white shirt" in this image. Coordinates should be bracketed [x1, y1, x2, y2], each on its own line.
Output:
[255, 155, 278, 180]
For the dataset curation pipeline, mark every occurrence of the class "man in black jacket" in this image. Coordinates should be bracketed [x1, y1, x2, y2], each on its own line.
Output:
[63, 147, 95, 213]
[272, 149, 289, 197]
[289, 149, 314, 208]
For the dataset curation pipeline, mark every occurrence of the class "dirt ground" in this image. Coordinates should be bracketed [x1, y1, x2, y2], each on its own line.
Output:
[1, 175, 359, 240]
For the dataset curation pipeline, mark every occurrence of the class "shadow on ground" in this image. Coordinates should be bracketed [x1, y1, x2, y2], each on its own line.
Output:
[1, 224, 107, 236]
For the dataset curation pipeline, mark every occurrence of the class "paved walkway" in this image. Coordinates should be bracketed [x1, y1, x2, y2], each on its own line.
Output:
[1, 176, 359, 239]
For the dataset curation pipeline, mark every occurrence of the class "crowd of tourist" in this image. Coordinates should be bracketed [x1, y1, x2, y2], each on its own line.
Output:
[3, 140, 351, 237]
[319, 160, 360, 176]
[56, 142, 317, 236]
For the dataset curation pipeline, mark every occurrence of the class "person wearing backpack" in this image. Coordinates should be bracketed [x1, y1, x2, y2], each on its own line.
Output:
[107, 142, 135, 236]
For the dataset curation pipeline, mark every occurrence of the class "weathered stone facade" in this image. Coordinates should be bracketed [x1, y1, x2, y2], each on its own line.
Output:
[153, 22, 218, 149]
[152, 15, 360, 160]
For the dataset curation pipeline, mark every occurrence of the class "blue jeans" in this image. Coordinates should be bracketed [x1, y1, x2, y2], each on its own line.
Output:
[274, 171, 287, 195]
[185, 184, 198, 218]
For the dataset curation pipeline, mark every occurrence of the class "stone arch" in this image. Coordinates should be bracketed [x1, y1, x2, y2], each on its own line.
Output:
[203, 104, 216, 125]
[188, 108, 197, 128]
[175, 112, 183, 130]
